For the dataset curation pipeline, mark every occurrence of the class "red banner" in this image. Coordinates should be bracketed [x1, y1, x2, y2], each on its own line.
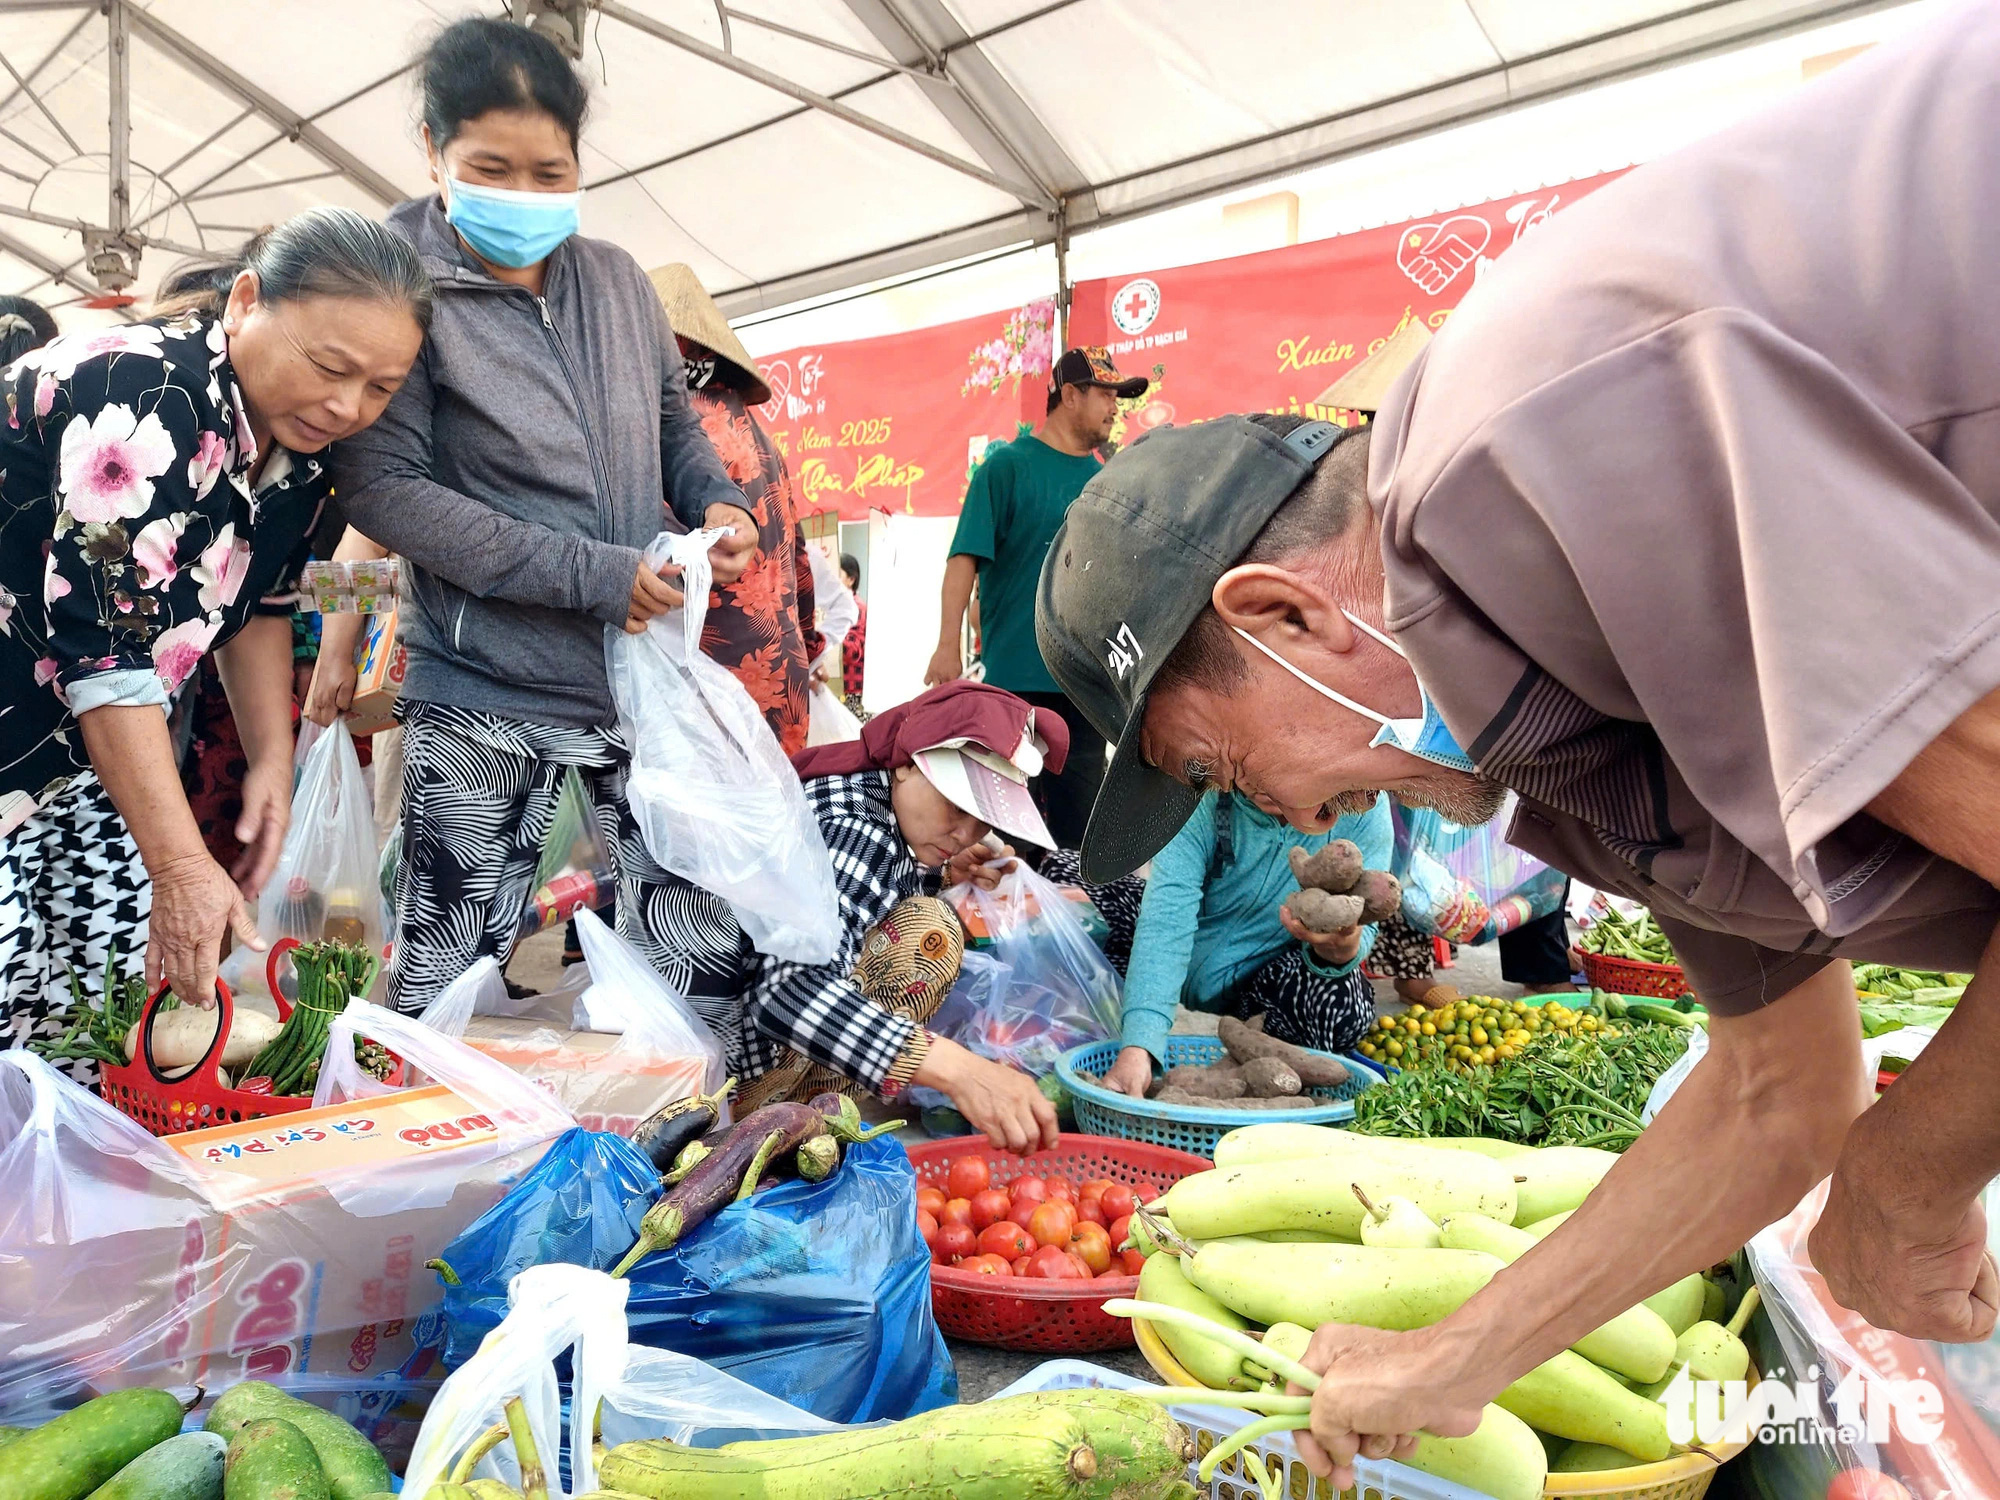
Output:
[1067, 172, 1627, 447]
[750, 300, 1052, 522]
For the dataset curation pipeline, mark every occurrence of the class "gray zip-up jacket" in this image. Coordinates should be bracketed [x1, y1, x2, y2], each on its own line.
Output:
[334, 196, 743, 726]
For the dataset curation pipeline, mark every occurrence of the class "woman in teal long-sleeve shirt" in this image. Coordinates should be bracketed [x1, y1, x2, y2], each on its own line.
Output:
[1097, 790, 1394, 1098]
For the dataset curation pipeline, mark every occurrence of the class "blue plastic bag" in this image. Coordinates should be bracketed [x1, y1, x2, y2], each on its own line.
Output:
[433, 1128, 956, 1423]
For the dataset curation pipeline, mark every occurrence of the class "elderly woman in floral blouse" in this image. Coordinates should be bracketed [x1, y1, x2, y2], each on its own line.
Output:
[0, 207, 429, 1080]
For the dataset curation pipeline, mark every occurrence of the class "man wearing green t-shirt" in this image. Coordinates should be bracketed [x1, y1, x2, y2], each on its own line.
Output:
[927, 347, 1149, 847]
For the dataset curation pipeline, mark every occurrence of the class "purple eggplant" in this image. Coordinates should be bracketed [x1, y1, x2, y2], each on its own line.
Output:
[610, 1102, 830, 1276]
[630, 1077, 735, 1172]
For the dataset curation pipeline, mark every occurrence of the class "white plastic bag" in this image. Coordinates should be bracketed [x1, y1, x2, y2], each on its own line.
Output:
[942, 861, 1121, 1076]
[807, 679, 862, 746]
[312, 998, 576, 1214]
[607, 529, 840, 964]
[417, 918, 727, 1134]
[404, 1263, 835, 1497]
[258, 720, 388, 957]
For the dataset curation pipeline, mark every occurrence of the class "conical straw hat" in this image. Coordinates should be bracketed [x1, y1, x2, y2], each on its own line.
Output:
[1314, 317, 1432, 415]
[647, 262, 770, 406]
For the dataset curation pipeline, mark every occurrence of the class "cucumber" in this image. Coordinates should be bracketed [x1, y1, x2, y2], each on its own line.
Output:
[0, 1388, 189, 1500]
[1551, 1440, 1645, 1473]
[1493, 1352, 1671, 1463]
[89, 1431, 226, 1500]
[598, 1390, 1188, 1500]
[1137, 1254, 1254, 1391]
[461, 1484, 521, 1500]
[223, 1420, 328, 1500]
[204, 1385, 388, 1500]
[1508, 1146, 1618, 1226]
[0, 1425, 30, 1450]
[1416, 1137, 1536, 1160]
[1407, 1403, 1548, 1500]
[1213, 1124, 1491, 1170]
[1163, 1151, 1516, 1239]
[1185, 1239, 1503, 1330]
[1437, 1213, 1675, 1382]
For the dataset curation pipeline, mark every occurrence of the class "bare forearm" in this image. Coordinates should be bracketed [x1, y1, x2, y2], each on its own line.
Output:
[78, 706, 207, 875]
[1426, 962, 1866, 1396]
[330, 525, 389, 563]
[1839, 920, 2000, 1207]
[937, 554, 977, 645]
[216, 614, 295, 770]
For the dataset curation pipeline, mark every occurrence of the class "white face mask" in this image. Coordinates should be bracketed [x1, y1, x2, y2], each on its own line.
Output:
[1230, 611, 1477, 774]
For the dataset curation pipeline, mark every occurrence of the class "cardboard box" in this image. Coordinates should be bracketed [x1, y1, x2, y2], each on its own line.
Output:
[8, 1084, 555, 1403]
[346, 610, 405, 737]
[460, 1015, 707, 1135]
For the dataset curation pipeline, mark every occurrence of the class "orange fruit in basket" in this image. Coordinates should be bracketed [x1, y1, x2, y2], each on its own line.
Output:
[1028, 1201, 1076, 1250]
[916, 1186, 946, 1219]
[1069, 1221, 1112, 1274]
[941, 1197, 974, 1227]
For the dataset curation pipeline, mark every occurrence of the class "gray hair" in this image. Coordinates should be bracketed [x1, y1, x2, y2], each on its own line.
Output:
[153, 206, 432, 330]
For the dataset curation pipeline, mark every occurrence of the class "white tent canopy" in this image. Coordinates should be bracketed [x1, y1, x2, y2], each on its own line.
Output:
[0, 0, 1895, 324]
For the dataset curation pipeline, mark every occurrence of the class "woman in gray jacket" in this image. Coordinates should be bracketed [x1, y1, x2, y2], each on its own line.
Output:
[336, 18, 758, 1014]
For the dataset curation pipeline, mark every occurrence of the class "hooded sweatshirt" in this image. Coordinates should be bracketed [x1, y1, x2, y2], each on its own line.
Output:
[334, 195, 744, 727]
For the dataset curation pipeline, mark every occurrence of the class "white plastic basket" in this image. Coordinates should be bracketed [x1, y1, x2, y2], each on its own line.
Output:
[994, 1360, 1493, 1500]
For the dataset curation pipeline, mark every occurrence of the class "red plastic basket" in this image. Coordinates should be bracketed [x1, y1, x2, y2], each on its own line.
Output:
[98, 978, 315, 1136]
[904, 1133, 1211, 1353]
[1580, 949, 1692, 1000]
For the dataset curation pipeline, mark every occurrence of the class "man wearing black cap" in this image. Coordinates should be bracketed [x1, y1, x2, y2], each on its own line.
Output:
[1035, 12, 2000, 1481]
[926, 346, 1148, 848]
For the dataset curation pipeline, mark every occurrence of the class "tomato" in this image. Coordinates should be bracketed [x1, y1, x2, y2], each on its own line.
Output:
[1107, 1214, 1133, 1250]
[1005, 1197, 1039, 1230]
[968, 1188, 1012, 1232]
[1117, 1248, 1147, 1276]
[1128, 1178, 1161, 1205]
[917, 1210, 940, 1251]
[1827, 1472, 1914, 1500]
[1011, 1254, 1033, 1276]
[936, 1221, 977, 1263]
[1065, 1250, 1095, 1279]
[978, 1221, 1034, 1260]
[1028, 1201, 1077, 1250]
[940, 1197, 974, 1228]
[1045, 1177, 1077, 1204]
[1010, 1176, 1049, 1209]
[1100, 1184, 1137, 1221]
[961, 1254, 1011, 1277]
[915, 1186, 947, 1220]
[1069, 1221, 1113, 1274]
[1080, 1178, 1119, 1198]
[946, 1156, 991, 1200]
[1025, 1244, 1075, 1279]
[1074, 1197, 1107, 1228]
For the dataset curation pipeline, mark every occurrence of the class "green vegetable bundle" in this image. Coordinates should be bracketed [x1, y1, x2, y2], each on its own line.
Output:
[1857, 1002, 1955, 1039]
[1353, 1024, 1692, 1150]
[1852, 963, 1969, 1004]
[27, 942, 151, 1070]
[242, 941, 377, 1097]
[1577, 908, 1677, 965]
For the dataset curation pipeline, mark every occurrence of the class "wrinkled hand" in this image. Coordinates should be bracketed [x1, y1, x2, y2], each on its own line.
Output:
[147, 852, 264, 1006]
[1279, 902, 1362, 967]
[625, 557, 686, 634]
[944, 841, 1016, 890]
[704, 503, 759, 585]
[1812, 1137, 2000, 1342]
[303, 649, 358, 727]
[230, 756, 292, 897]
[914, 1036, 1059, 1154]
[1292, 1324, 1481, 1491]
[1101, 1045, 1155, 1098]
[924, 641, 963, 687]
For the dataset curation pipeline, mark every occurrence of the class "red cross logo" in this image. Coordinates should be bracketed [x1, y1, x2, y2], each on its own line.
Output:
[1110, 277, 1160, 336]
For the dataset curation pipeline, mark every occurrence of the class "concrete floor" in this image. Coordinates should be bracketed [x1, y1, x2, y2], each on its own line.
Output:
[503, 927, 1538, 1398]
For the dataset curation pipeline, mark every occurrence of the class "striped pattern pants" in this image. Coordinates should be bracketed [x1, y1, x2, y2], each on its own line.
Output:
[388, 700, 747, 1041]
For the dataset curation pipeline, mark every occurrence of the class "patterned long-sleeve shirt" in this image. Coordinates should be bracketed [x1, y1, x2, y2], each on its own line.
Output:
[0, 314, 324, 817]
[737, 769, 923, 1091]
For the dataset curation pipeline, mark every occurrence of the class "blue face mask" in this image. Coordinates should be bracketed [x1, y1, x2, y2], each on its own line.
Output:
[1231, 614, 1477, 774]
[444, 175, 580, 270]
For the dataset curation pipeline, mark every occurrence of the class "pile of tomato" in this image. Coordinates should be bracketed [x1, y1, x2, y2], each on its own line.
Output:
[917, 1154, 1152, 1280]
